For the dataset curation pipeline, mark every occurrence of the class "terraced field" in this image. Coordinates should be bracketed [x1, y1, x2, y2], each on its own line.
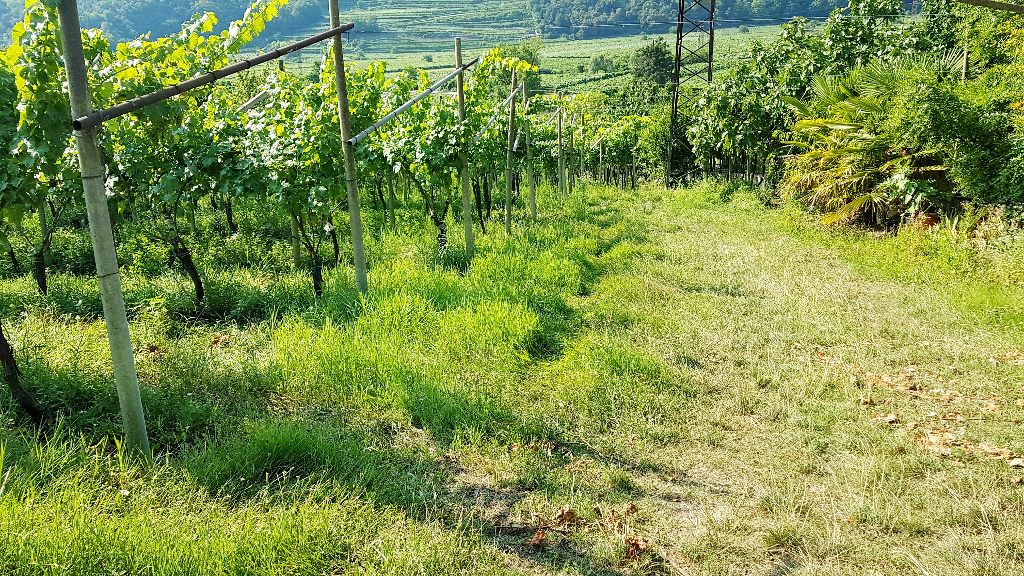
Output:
[276, 15, 785, 95]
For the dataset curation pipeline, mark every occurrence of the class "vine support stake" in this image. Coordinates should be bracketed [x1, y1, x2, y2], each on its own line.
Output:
[329, 0, 368, 293]
[455, 38, 474, 256]
[523, 80, 536, 223]
[557, 95, 566, 197]
[567, 114, 574, 195]
[505, 69, 518, 236]
[579, 111, 586, 192]
[57, 0, 151, 461]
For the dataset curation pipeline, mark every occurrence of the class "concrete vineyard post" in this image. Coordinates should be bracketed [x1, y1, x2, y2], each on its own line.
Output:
[329, 0, 368, 293]
[455, 38, 475, 255]
[505, 70, 517, 236]
[557, 97, 566, 197]
[523, 80, 536, 223]
[57, 0, 151, 460]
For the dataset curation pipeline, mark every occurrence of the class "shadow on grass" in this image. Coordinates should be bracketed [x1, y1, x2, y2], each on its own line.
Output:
[16, 358, 281, 454]
[676, 282, 748, 299]
[182, 420, 449, 510]
[0, 266, 364, 327]
[182, 412, 649, 576]
[526, 298, 579, 362]
[3, 185, 672, 574]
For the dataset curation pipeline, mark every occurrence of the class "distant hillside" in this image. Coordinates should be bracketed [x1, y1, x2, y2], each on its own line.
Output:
[0, 0, 327, 43]
[528, 0, 845, 33]
[1, 0, 843, 45]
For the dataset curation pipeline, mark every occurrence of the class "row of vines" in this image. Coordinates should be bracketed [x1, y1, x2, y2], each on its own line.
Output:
[0, 0, 652, 306]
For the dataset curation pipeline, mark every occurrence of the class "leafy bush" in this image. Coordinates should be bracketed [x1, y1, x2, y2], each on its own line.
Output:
[782, 51, 1023, 225]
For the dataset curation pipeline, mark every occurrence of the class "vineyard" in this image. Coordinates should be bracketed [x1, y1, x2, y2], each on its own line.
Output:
[3, 0, 1024, 574]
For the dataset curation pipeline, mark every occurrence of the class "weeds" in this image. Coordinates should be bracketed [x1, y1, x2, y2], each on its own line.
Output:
[0, 181, 1023, 574]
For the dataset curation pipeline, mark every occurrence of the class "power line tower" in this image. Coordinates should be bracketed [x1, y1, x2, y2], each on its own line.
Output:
[666, 0, 716, 186]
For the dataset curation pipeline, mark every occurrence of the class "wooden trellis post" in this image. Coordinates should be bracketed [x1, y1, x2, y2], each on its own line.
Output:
[557, 97, 566, 196]
[504, 70, 518, 235]
[329, 0, 368, 293]
[57, 0, 151, 460]
[455, 38, 475, 255]
[523, 80, 536, 223]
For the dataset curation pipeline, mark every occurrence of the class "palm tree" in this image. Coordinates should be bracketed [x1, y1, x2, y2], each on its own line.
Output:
[781, 54, 959, 225]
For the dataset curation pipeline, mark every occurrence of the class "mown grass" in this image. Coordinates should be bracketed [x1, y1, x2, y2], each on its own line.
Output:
[2, 179, 1024, 574]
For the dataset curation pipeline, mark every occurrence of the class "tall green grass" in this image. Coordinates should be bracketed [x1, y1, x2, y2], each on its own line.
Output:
[0, 183, 674, 574]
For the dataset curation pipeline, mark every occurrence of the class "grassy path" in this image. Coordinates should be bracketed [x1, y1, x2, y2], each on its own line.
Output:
[1, 183, 1023, 574]
[517, 183, 1024, 575]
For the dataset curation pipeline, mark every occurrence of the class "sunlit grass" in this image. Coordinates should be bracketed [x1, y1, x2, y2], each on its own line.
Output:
[2, 180, 1024, 574]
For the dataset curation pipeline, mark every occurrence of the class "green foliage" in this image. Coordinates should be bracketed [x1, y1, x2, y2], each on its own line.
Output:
[529, 0, 845, 37]
[0, 56, 18, 205]
[1, 0, 322, 44]
[772, 5, 1024, 227]
[590, 54, 616, 73]
[779, 54, 1018, 225]
[630, 38, 673, 87]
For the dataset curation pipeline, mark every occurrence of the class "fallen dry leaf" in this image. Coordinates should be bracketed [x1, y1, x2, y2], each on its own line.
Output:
[929, 388, 964, 403]
[814, 351, 840, 366]
[941, 411, 965, 422]
[624, 533, 650, 559]
[992, 352, 1024, 365]
[918, 428, 958, 457]
[553, 505, 579, 527]
[623, 502, 638, 516]
[879, 413, 900, 425]
[211, 333, 231, 349]
[977, 443, 1013, 460]
[139, 342, 165, 358]
[595, 505, 625, 531]
[527, 529, 547, 549]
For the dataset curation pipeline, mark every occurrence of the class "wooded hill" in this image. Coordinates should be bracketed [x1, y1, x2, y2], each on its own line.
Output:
[1, 0, 845, 43]
[0, 0, 325, 41]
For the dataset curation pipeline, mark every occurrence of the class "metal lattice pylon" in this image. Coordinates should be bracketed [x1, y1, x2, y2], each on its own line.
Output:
[666, 0, 715, 185]
[670, 0, 715, 125]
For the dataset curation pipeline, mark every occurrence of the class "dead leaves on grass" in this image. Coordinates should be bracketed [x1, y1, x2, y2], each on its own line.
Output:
[594, 501, 638, 532]
[552, 505, 580, 527]
[861, 366, 1022, 468]
[595, 501, 653, 563]
[507, 502, 652, 564]
[527, 529, 547, 549]
[624, 533, 651, 559]
[211, 333, 231, 349]
[990, 351, 1024, 365]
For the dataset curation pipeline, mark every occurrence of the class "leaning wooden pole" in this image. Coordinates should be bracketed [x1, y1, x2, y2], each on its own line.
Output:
[567, 117, 574, 195]
[523, 80, 537, 223]
[57, 0, 151, 460]
[557, 97, 566, 196]
[329, 0, 368, 293]
[579, 113, 586, 191]
[455, 38, 475, 255]
[504, 69, 518, 236]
